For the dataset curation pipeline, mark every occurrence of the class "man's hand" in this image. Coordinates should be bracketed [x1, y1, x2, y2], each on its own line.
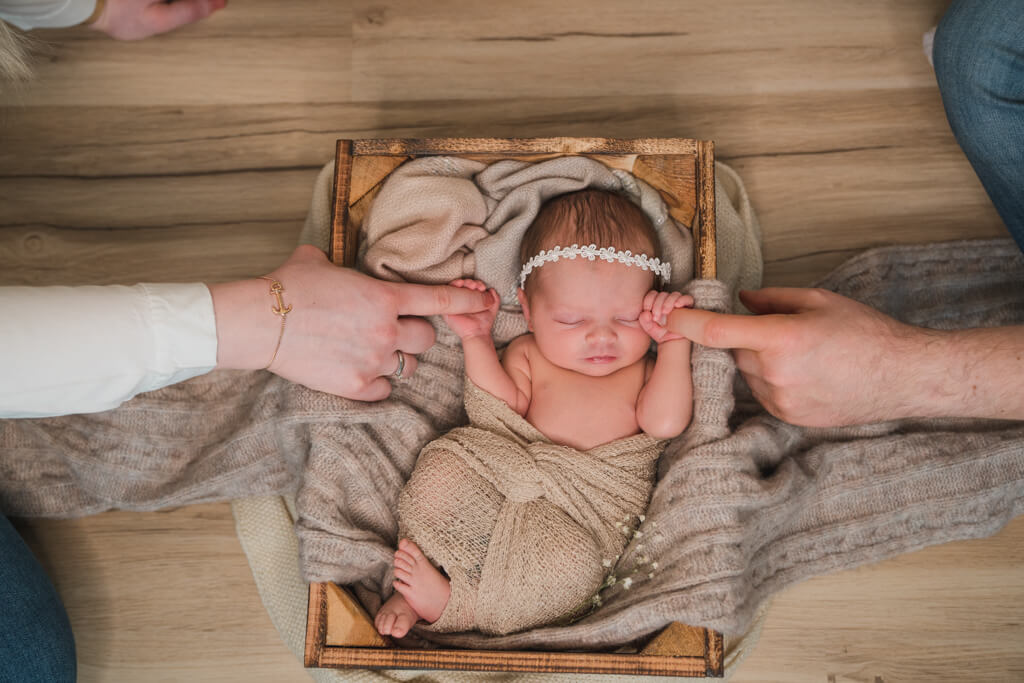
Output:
[210, 245, 494, 402]
[666, 287, 946, 427]
[91, 0, 225, 40]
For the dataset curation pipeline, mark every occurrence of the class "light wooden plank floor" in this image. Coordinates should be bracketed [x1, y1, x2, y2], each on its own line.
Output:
[2, 1, 1020, 681]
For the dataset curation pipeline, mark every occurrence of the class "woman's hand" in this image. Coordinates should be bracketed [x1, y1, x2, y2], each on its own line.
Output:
[209, 246, 494, 401]
[91, 0, 226, 40]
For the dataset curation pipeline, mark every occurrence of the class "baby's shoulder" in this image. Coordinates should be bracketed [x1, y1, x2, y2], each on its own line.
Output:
[501, 333, 537, 375]
[503, 333, 536, 358]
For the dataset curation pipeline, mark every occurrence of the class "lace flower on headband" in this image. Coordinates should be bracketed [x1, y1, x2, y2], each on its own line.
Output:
[519, 244, 671, 289]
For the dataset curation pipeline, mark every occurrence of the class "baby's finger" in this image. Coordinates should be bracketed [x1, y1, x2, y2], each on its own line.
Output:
[639, 311, 667, 340]
[676, 294, 695, 308]
[661, 292, 685, 320]
[653, 292, 672, 323]
[643, 290, 658, 311]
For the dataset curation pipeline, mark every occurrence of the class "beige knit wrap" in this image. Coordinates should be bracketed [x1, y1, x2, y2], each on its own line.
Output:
[399, 379, 662, 635]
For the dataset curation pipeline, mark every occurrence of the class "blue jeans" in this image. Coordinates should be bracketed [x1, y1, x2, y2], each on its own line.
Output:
[0, 515, 76, 683]
[934, 0, 1024, 252]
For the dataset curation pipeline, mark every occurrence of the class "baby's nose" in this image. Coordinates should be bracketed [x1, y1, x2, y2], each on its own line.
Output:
[586, 324, 616, 344]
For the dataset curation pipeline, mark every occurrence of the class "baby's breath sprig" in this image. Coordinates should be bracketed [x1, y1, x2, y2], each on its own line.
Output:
[570, 514, 665, 623]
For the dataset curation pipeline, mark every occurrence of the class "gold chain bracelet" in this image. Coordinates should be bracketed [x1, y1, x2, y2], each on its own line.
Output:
[259, 276, 292, 370]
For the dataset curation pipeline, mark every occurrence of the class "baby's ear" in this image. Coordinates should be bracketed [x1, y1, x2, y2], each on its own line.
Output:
[516, 288, 533, 330]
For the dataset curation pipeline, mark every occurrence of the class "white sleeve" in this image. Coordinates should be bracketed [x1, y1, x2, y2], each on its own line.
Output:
[0, 0, 96, 30]
[0, 283, 218, 418]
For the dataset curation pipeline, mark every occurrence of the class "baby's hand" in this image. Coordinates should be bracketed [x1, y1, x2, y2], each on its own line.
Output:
[442, 279, 500, 340]
[639, 290, 694, 343]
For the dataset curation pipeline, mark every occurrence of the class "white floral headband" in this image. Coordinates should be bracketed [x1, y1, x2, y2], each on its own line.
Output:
[518, 243, 671, 290]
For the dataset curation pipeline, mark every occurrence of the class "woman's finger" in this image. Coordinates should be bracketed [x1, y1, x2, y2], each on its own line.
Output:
[396, 317, 436, 355]
[389, 352, 418, 380]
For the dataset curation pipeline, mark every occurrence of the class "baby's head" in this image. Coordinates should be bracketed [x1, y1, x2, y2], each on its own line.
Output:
[517, 189, 665, 377]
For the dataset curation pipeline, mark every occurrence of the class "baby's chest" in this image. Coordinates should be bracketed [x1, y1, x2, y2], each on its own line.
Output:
[526, 372, 642, 451]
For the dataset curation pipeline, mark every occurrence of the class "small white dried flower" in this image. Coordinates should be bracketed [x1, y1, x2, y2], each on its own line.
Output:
[648, 572, 655, 579]
[602, 559, 612, 568]
[635, 530, 644, 539]
[651, 562, 659, 570]
[636, 544, 644, 552]
[622, 577, 633, 589]
[639, 515, 646, 523]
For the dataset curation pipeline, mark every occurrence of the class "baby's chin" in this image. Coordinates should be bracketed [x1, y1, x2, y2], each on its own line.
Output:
[565, 355, 645, 377]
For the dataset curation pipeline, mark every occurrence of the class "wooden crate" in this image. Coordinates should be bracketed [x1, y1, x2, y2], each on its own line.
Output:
[306, 137, 722, 678]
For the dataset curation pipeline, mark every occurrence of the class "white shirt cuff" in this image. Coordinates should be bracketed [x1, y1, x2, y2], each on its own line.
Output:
[0, 282, 217, 418]
[0, 0, 97, 30]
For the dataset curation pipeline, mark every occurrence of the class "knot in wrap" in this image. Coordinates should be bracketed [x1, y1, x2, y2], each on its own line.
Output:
[501, 458, 546, 504]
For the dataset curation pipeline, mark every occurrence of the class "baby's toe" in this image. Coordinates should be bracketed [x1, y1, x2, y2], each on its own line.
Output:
[392, 612, 416, 638]
[377, 611, 395, 636]
[403, 540, 426, 561]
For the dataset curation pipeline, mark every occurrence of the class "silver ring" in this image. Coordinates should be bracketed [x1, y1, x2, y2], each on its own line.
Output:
[392, 350, 406, 379]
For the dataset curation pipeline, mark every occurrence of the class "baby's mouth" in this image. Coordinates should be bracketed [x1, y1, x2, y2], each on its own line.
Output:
[585, 355, 617, 364]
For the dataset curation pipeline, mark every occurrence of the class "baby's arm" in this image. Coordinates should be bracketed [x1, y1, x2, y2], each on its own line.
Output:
[636, 291, 694, 439]
[443, 280, 531, 416]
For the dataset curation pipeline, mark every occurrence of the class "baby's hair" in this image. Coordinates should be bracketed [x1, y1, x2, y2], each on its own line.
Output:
[519, 189, 660, 292]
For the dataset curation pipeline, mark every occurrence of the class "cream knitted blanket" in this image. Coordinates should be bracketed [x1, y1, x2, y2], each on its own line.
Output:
[1, 157, 1022, 656]
[400, 379, 663, 635]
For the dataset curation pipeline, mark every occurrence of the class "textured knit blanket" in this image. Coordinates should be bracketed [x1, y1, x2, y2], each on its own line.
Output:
[1, 156, 1022, 653]
[400, 379, 663, 635]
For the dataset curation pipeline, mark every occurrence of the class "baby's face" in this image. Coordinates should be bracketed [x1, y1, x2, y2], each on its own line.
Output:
[519, 258, 654, 377]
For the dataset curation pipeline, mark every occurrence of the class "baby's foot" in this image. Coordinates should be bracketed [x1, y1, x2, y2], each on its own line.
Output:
[392, 538, 451, 625]
[375, 592, 419, 638]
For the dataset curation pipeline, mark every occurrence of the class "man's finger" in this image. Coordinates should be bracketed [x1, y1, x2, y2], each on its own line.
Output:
[147, 0, 225, 35]
[732, 348, 764, 380]
[739, 287, 830, 315]
[666, 307, 774, 351]
[392, 282, 492, 317]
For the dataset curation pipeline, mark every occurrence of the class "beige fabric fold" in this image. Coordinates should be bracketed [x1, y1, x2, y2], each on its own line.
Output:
[360, 156, 695, 302]
[399, 379, 662, 635]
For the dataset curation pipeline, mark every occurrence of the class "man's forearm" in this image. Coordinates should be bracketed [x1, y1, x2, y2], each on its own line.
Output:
[910, 325, 1024, 421]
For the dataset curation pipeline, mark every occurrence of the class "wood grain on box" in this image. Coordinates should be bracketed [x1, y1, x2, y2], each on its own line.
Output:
[310, 137, 721, 677]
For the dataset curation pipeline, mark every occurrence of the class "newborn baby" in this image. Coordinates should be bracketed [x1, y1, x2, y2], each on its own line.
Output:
[375, 189, 694, 638]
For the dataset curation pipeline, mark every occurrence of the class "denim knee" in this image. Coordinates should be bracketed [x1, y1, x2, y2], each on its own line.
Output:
[0, 516, 77, 683]
[934, 0, 1024, 152]
[933, 0, 1024, 250]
